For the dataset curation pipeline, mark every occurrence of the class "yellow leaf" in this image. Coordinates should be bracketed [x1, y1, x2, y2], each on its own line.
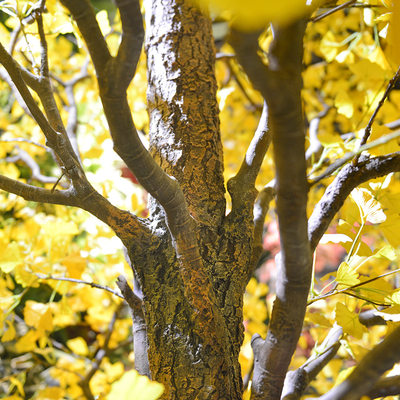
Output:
[372, 245, 397, 261]
[24, 301, 53, 331]
[334, 366, 356, 387]
[335, 91, 353, 118]
[1, 320, 16, 342]
[351, 188, 386, 224]
[375, 305, 400, 322]
[15, 266, 40, 288]
[305, 312, 333, 327]
[336, 262, 360, 287]
[335, 302, 366, 339]
[392, 0, 400, 64]
[319, 233, 352, 244]
[67, 337, 89, 356]
[0, 241, 23, 273]
[197, 0, 308, 31]
[380, 213, 400, 247]
[42, 220, 79, 238]
[61, 252, 86, 279]
[349, 59, 386, 82]
[36, 387, 65, 400]
[96, 10, 111, 36]
[9, 375, 25, 398]
[15, 330, 41, 352]
[107, 370, 164, 400]
[319, 31, 340, 62]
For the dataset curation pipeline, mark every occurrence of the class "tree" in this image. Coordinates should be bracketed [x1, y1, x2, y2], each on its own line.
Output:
[1, 0, 400, 399]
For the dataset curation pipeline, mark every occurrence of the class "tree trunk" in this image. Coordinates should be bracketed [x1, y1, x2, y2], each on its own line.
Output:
[122, 0, 256, 398]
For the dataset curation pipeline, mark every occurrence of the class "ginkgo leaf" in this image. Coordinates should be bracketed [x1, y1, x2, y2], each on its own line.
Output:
[67, 337, 89, 356]
[61, 253, 86, 279]
[335, 302, 366, 339]
[23, 301, 53, 332]
[107, 370, 164, 400]
[380, 213, 400, 247]
[372, 245, 397, 261]
[336, 262, 360, 287]
[1, 320, 16, 342]
[375, 306, 400, 322]
[15, 330, 41, 353]
[319, 234, 352, 244]
[197, 0, 308, 31]
[305, 312, 332, 327]
[15, 266, 40, 288]
[0, 241, 23, 273]
[351, 188, 386, 224]
[42, 221, 79, 238]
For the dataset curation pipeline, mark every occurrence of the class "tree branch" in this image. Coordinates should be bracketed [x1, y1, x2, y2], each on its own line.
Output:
[0, 41, 84, 187]
[230, 21, 311, 400]
[353, 66, 400, 165]
[310, 324, 400, 400]
[36, 274, 125, 299]
[61, 0, 218, 321]
[228, 102, 272, 215]
[250, 183, 276, 276]
[116, 275, 150, 378]
[0, 174, 78, 206]
[308, 151, 400, 252]
[6, 146, 68, 187]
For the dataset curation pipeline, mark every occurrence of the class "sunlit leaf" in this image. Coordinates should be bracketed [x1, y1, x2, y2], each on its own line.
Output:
[305, 312, 332, 327]
[1, 320, 16, 342]
[66, 337, 89, 356]
[351, 188, 386, 224]
[23, 301, 53, 331]
[336, 262, 360, 287]
[196, 0, 308, 31]
[372, 245, 397, 261]
[107, 370, 164, 400]
[42, 220, 79, 238]
[335, 302, 366, 340]
[0, 241, 23, 273]
[319, 234, 352, 244]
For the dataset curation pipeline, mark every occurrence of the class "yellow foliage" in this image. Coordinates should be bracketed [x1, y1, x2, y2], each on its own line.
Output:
[335, 302, 367, 339]
[67, 337, 89, 356]
[106, 370, 164, 400]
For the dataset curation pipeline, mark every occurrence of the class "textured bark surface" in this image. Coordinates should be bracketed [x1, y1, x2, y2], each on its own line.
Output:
[119, 0, 256, 398]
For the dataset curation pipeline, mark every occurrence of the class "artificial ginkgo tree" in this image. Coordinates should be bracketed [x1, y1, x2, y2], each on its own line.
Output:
[2, 0, 400, 399]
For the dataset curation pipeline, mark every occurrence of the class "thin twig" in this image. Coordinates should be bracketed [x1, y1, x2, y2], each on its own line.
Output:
[308, 267, 400, 306]
[353, 66, 400, 165]
[310, 0, 357, 23]
[35, 274, 125, 300]
[309, 129, 400, 186]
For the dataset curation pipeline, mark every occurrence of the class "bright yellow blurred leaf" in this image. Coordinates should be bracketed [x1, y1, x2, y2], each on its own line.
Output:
[42, 220, 79, 238]
[67, 337, 89, 356]
[197, 0, 308, 31]
[0, 241, 23, 273]
[107, 370, 164, 400]
[61, 252, 86, 279]
[380, 213, 400, 247]
[305, 312, 333, 327]
[1, 320, 16, 342]
[15, 329, 41, 353]
[23, 301, 53, 331]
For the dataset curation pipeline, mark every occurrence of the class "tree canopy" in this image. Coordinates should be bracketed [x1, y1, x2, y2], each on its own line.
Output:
[1, 0, 400, 399]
